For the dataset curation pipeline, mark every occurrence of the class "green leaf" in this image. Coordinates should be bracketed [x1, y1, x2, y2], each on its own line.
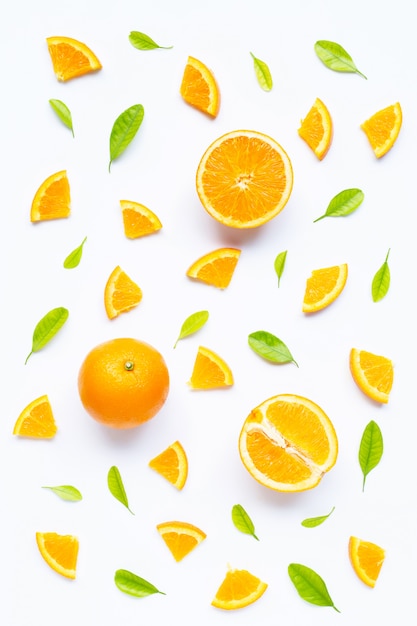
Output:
[49, 99, 74, 136]
[107, 466, 134, 514]
[109, 104, 145, 171]
[114, 569, 165, 597]
[314, 40, 367, 79]
[42, 485, 82, 501]
[274, 250, 287, 287]
[231, 504, 259, 540]
[174, 310, 209, 348]
[63, 237, 87, 269]
[301, 507, 335, 528]
[25, 307, 69, 364]
[288, 563, 340, 612]
[372, 249, 391, 302]
[314, 188, 364, 222]
[129, 31, 173, 50]
[250, 52, 273, 91]
[248, 331, 298, 366]
[359, 420, 383, 491]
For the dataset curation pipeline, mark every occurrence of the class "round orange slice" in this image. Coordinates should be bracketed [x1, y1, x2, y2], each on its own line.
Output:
[348, 536, 385, 588]
[30, 170, 70, 222]
[36, 532, 79, 579]
[188, 346, 234, 390]
[302, 264, 348, 313]
[349, 348, 393, 404]
[156, 521, 206, 562]
[120, 200, 162, 238]
[104, 265, 142, 320]
[298, 97, 333, 160]
[186, 248, 241, 289]
[361, 102, 402, 158]
[149, 441, 188, 490]
[13, 395, 57, 439]
[211, 567, 268, 610]
[46, 36, 102, 82]
[180, 55, 220, 117]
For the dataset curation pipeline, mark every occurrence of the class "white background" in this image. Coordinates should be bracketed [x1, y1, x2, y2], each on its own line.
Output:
[2, 0, 415, 623]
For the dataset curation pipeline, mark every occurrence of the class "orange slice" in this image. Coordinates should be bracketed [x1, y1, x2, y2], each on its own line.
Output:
[239, 394, 338, 492]
[211, 567, 268, 610]
[46, 36, 102, 81]
[156, 521, 206, 562]
[30, 170, 70, 222]
[180, 55, 220, 117]
[186, 248, 241, 289]
[120, 200, 162, 239]
[298, 97, 333, 160]
[349, 348, 393, 404]
[349, 536, 385, 588]
[188, 346, 234, 389]
[302, 264, 348, 313]
[104, 265, 142, 320]
[361, 102, 402, 158]
[149, 440, 188, 490]
[196, 130, 293, 228]
[13, 395, 57, 439]
[36, 532, 79, 579]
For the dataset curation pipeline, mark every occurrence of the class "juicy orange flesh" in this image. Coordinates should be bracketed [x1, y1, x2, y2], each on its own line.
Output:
[190, 351, 230, 388]
[299, 106, 324, 151]
[160, 531, 199, 561]
[108, 270, 142, 314]
[149, 447, 180, 484]
[48, 42, 100, 80]
[181, 65, 211, 110]
[122, 208, 159, 238]
[358, 350, 393, 394]
[303, 266, 340, 305]
[37, 533, 79, 576]
[15, 400, 57, 437]
[193, 256, 239, 288]
[33, 176, 70, 220]
[355, 541, 385, 581]
[214, 569, 264, 603]
[362, 106, 399, 151]
[245, 430, 313, 483]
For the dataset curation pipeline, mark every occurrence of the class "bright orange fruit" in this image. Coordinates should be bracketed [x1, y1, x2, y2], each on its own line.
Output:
[186, 248, 241, 289]
[349, 536, 385, 587]
[211, 567, 268, 610]
[13, 395, 57, 438]
[188, 346, 234, 389]
[361, 102, 402, 158]
[46, 36, 102, 81]
[36, 532, 79, 579]
[104, 265, 142, 319]
[120, 200, 162, 238]
[149, 441, 188, 490]
[180, 55, 220, 117]
[156, 521, 206, 562]
[349, 348, 393, 403]
[30, 170, 70, 222]
[298, 97, 333, 160]
[302, 264, 348, 313]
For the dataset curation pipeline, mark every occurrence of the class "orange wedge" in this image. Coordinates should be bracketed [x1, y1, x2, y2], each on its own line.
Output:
[349, 536, 385, 588]
[188, 346, 234, 389]
[302, 264, 348, 313]
[180, 55, 220, 117]
[13, 395, 57, 439]
[104, 265, 142, 320]
[211, 567, 268, 610]
[298, 97, 333, 160]
[349, 348, 393, 404]
[149, 440, 188, 490]
[36, 532, 79, 579]
[46, 36, 102, 81]
[186, 248, 241, 289]
[120, 200, 162, 239]
[30, 170, 70, 222]
[156, 521, 206, 562]
[361, 102, 402, 158]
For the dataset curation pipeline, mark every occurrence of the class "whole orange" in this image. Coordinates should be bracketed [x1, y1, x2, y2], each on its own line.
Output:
[78, 338, 169, 429]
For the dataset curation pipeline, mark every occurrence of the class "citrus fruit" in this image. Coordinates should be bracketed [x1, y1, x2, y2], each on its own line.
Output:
[30, 170, 70, 222]
[298, 97, 333, 160]
[78, 338, 169, 429]
[188, 346, 234, 389]
[156, 521, 206, 562]
[348, 536, 385, 588]
[36, 532, 79, 579]
[302, 263, 348, 313]
[186, 247, 241, 289]
[211, 567, 268, 610]
[361, 102, 402, 158]
[46, 36, 102, 81]
[180, 55, 220, 117]
[196, 130, 293, 228]
[104, 265, 142, 320]
[349, 348, 393, 404]
[149, 440, 188, 490]
[13, 395, 57, 438]
[120, 200, 162, 238]
[239, 394, 338, 492]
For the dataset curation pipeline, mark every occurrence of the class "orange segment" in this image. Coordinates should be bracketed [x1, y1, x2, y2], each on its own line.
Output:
[104, 265, 142, 320]
[186, 248, 241, 289]
[156, 521, 206, 562]
[188, 346, 234, 389]
[180, 55, 220, 117]
[361, 102, 402, 158]
[149, 441, 188, 490]
[298, 97, 333, 160]
[46, 36, 102, 81]
[36, 532, 79, 579]
[211, 567, 268, 610]
[30, 170, 70, 222]
[302, 264, 348, 313]
[349, 348, 393, 404]
[239, 394, 338, 492]
[349, 536, 385, 588]
[120, 200, 162, 238]
[13, 395, 57, 439]
[196, 130, 293, 228]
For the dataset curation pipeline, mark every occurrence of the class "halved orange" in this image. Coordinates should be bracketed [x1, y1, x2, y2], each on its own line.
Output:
[120, 200, 162, 239]
[149, 440, 188, 490]
[349, 348, 393, 404]
[302, 264, 348, 313]
[298, 97, 333, 160]
[36, 532, 79, 579]
[348, 536, 385, 588]
[239, 394, 338, 492]
[180, 55, 220, 117]
[13, 395, 57, 438]
[46, 36, 102, 81]
[188, 346, 234, 389]
[156, 521, 206, 562]
[186, 248, 241, 289]
[361, 102, 402, 158]
[211, 567, 268, 610]
[104, 265, 142, 320]
[196, 130, 293, 228]
[30, 170, 70, 222]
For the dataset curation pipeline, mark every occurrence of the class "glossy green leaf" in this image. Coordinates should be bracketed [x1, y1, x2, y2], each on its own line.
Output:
[250, 52, 273, 91]
[314, 188, 364, 222]
[114, 569, 165, 597]
[314, 40, 367, 79]
[109, 104, 144, 171]
[301, 507, 335, 528]
[231, 504, 259, 540]
[129, 31, 172, 50]
[359, 420, 383, 491]
[274, 250, 287, 287]
[248, 331, 298, 366]
[288, 563, 340, 612]
[63, 237, 87, 269]
[372, 249, 391, 302]
[42, 485, 82, 501]
[108, 466, 134, 514]
[174, 310, 209, 348]
[25, 307, 69, 364]
[49, 99, 74, 136]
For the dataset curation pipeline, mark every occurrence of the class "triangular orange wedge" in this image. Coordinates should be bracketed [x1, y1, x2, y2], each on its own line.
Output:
[361, 102, 402, 158]
[46, 36, 102, 81]
[302, 264, 348, 313]
[186, 248, 241, 289]
[36, 532, 79, 579]
[149, 441, 188, 490]
[349, 536, 385, 588]
[211, 567, 268, 610]
[188, 346, 234, 389]
[349, 348, 393, 404]
[104, 265, 142, 320]
[180, 55, 220, 117]
[156, 521, 206, 562]
[13, 395, 57, 438]
[30, 170, 70, 222]
[298, 97, 333, 160]
[120, 200, 162, 238]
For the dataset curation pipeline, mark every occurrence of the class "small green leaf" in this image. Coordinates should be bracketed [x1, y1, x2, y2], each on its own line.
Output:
[63, 237, 87, 269]
[231, 504, 259, 540]
[250, 52, 273, 91]
[42, 485, 82, 501]
[314, 40, 367, 79]
[109, 104, 145, 171]
[107, 466, 134, 514]
[372, 249, 391, 302]
[49, 99, 74, 136]
[274, 250, 287, 287]
[25, 307, 69, 364]
[301, 507, 335, 528]
[248, 331, 298, 366]
[359, 420, 383, 491]
[314, 188, 364, 222]
[288, 563, 340, 612]
[129, 31, 173, 50]
[115, 569, 165, 597]
[174, 310, 209, 348]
